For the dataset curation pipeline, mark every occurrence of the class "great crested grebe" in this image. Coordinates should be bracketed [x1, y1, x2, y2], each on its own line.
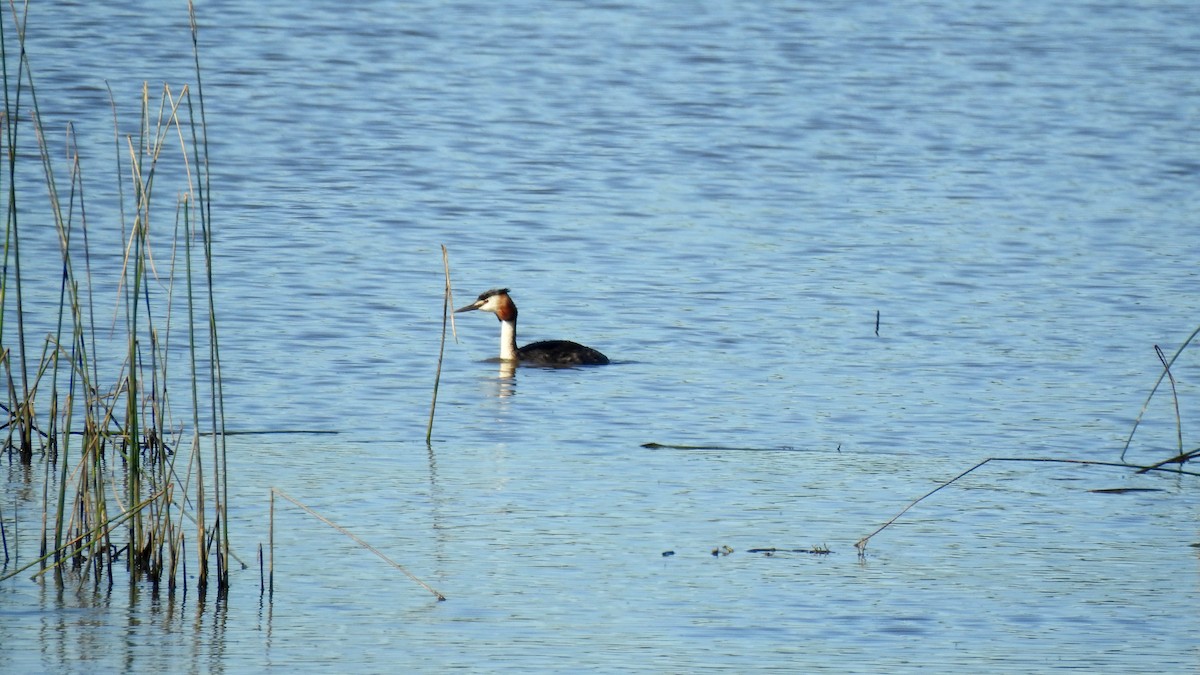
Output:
[455, 288, 610, 366]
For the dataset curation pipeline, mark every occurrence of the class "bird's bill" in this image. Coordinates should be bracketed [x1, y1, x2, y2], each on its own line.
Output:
[454, 300, 483, 313]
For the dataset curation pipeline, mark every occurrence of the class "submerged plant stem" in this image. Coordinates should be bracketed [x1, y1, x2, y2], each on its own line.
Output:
[270, 488, 446, 601]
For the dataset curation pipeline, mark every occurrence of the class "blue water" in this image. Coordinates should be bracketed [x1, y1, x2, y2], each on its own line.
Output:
[2, 0, 1199, 672]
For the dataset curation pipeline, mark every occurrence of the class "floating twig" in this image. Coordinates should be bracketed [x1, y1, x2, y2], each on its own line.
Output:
[747, 545, 831, 556]
[642, 442, 799, 452]
[1089, 487, 1165, 494]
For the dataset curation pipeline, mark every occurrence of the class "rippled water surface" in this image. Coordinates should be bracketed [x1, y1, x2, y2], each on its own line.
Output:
[3, 0, 1199, 672]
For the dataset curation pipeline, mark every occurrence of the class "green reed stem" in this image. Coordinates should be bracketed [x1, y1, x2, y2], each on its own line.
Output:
[0, 0, 226, 598]
[183, 186, 207, 592]
[2, 1, 34, 462]
[187, 0, 229, 588]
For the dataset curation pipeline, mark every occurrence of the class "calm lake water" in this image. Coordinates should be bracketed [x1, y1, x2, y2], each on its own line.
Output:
[3, 0, 1199, 672]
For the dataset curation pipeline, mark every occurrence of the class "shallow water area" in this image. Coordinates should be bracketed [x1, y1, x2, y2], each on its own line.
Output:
[3, 0, 1200, 672]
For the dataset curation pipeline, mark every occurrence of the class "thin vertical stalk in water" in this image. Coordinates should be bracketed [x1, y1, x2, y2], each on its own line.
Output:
[24, 17, 104, 564]
[2, 500, 9, 564]
[1, 2, 35, 461]
[187, 1, 229, 588]
[1154, 345, 1183, 455]
[427, 245, 455, 443]
[268, 488, 274, 596]
[0, 1, 229, 596]
[182, 194, 207, 594]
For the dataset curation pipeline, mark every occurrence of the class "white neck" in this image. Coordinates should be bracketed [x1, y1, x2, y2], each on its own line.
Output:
[499, 318, 518, 361]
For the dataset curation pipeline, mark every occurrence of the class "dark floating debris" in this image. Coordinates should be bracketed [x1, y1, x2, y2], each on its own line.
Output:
[1089, 487, 1165, 494]
[642, 442, 800, 452]
[747, 545, 832, 556]
[665, 545, 833, 558]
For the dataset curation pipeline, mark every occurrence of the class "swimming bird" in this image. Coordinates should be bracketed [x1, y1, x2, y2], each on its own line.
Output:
[455, 288, 610, 366]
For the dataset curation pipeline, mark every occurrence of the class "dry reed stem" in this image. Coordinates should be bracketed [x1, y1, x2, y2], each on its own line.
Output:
[426, 245, 455, 443]
[1153, 345, 1184, 456]
[1136, 448, 1199, 474]
[267, 491, 275, 595]
[1121, 325, 1200, 462]
[0, 488, 167, 582]
[0, 2, 227, 595]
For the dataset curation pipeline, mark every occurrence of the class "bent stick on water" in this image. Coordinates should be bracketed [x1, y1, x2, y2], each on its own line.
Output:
[1120, 325, 1200, 462]
[854, 457, 1199, 554]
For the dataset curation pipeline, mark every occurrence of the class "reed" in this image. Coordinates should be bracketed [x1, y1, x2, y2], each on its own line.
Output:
[855, 328, 1200, 555]
[0, 1, 229, 596]
[426, 245, 456, 443]
[1120, 329, 1200, 462]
